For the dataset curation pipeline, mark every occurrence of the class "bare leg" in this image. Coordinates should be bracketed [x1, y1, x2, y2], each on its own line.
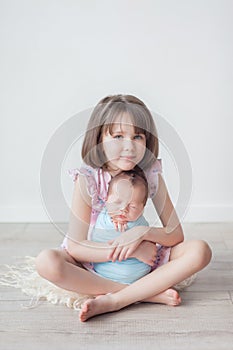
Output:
[35, 248, 180, 304]
[79, 240, 212, 322]
[96, 289, 181, 306]
[35, 248, 125, 295]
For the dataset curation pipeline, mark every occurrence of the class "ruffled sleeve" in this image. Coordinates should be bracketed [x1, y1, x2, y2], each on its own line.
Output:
[144, 159, 162, 199]
[68, 165, 110, 212]
[69, 164, 95, 189]
[68, 165, 97, 206]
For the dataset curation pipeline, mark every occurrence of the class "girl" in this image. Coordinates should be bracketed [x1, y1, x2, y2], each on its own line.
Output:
[35, 94, 212, 322]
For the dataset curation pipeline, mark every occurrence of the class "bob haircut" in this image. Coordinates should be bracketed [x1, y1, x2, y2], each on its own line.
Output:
[82, 94, 159, 170]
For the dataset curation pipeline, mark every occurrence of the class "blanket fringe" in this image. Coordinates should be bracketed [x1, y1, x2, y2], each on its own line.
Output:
[173, 273, 197, 291]
[0, 256, 93, 310]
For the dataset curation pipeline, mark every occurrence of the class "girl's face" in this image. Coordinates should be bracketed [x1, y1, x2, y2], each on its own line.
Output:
[102, 115, 146, 175]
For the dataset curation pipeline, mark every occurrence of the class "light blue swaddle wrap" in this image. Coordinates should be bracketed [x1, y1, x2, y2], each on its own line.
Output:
[91, 207, 151, 284]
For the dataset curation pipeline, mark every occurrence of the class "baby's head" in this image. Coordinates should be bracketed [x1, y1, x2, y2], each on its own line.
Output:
[106, 170, 148, 222]
[81, 94, 159, 170]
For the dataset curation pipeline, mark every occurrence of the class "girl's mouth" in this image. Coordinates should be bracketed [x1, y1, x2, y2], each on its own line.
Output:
[120, 156, 135, 161]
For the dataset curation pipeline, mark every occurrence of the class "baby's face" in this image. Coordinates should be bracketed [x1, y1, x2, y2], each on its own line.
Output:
[106, 178, 145, 222]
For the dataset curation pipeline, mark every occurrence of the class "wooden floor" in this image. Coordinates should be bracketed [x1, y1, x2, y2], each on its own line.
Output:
[0, 222, 233, 350]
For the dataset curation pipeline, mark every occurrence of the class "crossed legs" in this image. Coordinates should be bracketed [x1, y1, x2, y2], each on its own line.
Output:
[35, 239, 212, 322]
[36, 247, 180, 303]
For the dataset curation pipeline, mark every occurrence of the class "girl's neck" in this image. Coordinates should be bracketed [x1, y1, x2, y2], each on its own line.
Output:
[103, 164, 122, 177]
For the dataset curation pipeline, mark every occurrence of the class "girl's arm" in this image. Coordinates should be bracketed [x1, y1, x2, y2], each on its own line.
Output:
[144, 174, 184, 246]
[66, 175, 116, 262]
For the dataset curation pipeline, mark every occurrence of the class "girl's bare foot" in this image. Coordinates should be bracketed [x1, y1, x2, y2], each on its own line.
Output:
[143, 288, 181, 306]
[79, 289, 181, 322]
[79, 294, 119, 322]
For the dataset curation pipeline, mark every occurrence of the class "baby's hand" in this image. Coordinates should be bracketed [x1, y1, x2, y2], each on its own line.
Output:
[132, 241, 157, 266]
[112, 218, 128, 232]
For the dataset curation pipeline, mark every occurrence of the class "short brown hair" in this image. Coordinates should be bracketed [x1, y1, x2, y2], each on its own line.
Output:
[107, 169, 149, 206]
[82, 94, 158, 170]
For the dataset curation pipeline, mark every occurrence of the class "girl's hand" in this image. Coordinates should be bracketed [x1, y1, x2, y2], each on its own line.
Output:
[132, 241, 157, 266]
[107, 226, 149, 262]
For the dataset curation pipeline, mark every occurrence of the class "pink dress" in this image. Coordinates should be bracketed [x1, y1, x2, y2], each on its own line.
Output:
[61, 159, 171, 279]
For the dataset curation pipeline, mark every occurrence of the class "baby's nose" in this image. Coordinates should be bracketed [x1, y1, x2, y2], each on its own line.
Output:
[120, 206, 128, 213]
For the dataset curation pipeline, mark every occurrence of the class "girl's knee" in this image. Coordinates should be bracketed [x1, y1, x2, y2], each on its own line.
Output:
[35, 249, 64, 283]
[191, 240, 212, 269]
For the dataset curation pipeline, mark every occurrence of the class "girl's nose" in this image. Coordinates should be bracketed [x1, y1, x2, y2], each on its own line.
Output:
[123, 139, 134, 151]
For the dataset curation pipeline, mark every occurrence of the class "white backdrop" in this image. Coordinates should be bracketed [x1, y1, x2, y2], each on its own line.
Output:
[1, 0, 233, 222]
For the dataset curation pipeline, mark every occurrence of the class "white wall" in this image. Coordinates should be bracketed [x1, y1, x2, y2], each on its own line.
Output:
[1, 0, 233, 223]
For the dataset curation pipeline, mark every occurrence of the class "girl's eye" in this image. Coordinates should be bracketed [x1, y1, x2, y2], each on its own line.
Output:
[134, 134, 144, 140]
[113, 135, 123, 139]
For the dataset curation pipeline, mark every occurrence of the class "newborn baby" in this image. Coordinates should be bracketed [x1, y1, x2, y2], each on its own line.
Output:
[91, 170, 152, 284]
